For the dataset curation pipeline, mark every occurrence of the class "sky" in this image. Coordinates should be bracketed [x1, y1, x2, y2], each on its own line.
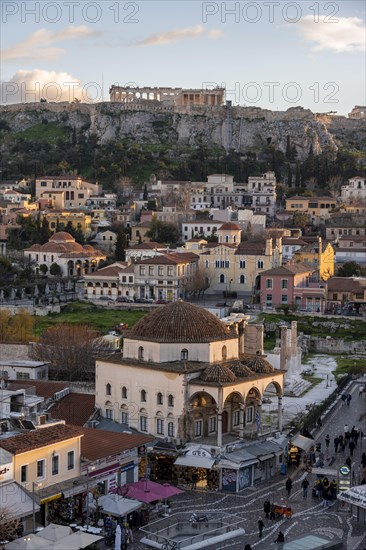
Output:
[1, 0, 365, 114]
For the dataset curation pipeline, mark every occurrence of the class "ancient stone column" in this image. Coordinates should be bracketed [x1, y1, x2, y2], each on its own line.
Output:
[217, 411, 223, 447]
[280, 325, 287, 371]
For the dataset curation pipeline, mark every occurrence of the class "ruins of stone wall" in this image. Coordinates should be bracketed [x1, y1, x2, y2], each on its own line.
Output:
[302, 335, 366, 355]
[244, 324, 264, 355]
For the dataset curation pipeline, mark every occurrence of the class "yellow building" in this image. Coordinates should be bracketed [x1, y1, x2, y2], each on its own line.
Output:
[293, 237, 334, 280]
[285, 196, 337, 215]
[42, 210, 92, 236]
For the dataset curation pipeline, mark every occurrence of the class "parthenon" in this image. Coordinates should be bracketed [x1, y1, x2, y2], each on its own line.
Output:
[109, 85, 225, 106]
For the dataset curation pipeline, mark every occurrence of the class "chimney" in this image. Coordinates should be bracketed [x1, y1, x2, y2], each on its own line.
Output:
[265, 238, 272, 256]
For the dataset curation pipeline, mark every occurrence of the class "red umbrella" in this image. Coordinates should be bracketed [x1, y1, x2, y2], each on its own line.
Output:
[122, 480, 184, 503]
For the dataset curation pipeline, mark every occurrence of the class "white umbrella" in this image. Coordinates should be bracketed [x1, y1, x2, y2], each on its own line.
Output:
[52, 530, 103, 549]
[115, 524, 121, 550]
[44, 283, 50, 296]
[56, 282, 62, 294]
[33, 285, 39, 297]
[90, 494, 142, 517]
[5, 534, 50, 549]
[37, 523, 73, 542]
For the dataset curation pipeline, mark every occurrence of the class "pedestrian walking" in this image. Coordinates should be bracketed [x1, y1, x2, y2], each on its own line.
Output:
[341, 393, 347, 404]
[285, 477, 293, 496]
[349, 440, 355, 457]
[359, 386, 364, 397]
[317, 417, 322, 427]
[333, 436, 339, 453]
[344, 424, 349, 435]
[191, 472, 198, 489]
[258, 517, 264, 538]
[301, 478, 309, 498]
[347, 393, 352, 406]
[275, 531, 285, 544]
[325, 434, 330, 449]
[361, 453, 366, 468]
[341, 439, 347, 453]
[270, 503, 276, 521]
[244, 545, 252, 550]
[346, 457, 352, 469]
[263, 499, 271, 519]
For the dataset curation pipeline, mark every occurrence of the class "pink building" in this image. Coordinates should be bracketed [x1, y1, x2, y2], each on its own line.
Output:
[260, 263, 327, 312]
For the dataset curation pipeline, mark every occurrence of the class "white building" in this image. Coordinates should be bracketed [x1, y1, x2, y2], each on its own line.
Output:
[341, 177, 366, 203]
[0, 361, 48, 381]
[247, 171, 277, 216]
[95, 301, 284, 446]
[24, 231, 106, 277]
[36, 177, 101, 209]
[182, 220, 222, 241]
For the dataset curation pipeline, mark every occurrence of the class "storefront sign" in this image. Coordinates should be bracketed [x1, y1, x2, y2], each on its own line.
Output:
[40, 493, 63, 505]
[185, 449, 212, 459]
[120, 462, 135, 473]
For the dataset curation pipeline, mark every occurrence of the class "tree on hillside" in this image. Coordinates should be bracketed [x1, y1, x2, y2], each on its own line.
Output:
[115, 232, 128, 261]
[336, 262, 365, 277]
[30, 324, 114, 381]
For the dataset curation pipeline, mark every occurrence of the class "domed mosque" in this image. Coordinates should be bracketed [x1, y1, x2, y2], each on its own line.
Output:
[96, 301, 285, 449]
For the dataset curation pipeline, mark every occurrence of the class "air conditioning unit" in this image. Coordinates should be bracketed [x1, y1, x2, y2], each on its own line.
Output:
[164, 437, 172, 444]
[88, 420, 99, 429]
[173, 438, 182, 446]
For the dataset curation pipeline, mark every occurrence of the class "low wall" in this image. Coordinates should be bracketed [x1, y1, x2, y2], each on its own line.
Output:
[302, 335, 366, 355]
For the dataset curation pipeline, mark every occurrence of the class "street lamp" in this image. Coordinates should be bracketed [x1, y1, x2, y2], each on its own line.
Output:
[32, 481, 42, 532]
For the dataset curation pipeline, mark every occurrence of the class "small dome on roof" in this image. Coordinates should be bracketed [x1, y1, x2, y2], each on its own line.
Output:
[219, 222, 241, 231]
[229, 361, 256, 378]
[241, 354, 275, 373]
[49, 232, 75, 243]
[201, 364, 237, 384]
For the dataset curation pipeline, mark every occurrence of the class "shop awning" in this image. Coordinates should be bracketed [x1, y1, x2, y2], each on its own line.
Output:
[174, 455, 215, 469]
[258, 453, 275, 461]
[0, 482, 39, 521]
[290, 434, 314, 453]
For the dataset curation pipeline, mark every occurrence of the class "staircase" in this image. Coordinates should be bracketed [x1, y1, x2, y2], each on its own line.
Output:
[284, 378, 312, 397]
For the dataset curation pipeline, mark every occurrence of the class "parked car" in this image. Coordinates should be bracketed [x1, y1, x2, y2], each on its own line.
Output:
[155, 299, 167, 304]
[98, 296, 111, 301]
[135, 298, 153, 303]
[116, 296, 133, 303]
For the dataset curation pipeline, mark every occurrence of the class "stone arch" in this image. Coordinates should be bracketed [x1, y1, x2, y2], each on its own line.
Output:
[223, 391, 244, 433]
[263, 380, 282, 397]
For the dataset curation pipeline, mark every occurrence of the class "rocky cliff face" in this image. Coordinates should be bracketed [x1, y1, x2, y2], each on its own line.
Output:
[1, 102, 365, 160]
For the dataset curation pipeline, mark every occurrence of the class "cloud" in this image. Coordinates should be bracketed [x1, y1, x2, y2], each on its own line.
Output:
[296, 16, 365, 53]
[2, 26, 99, 63]
[134, 25, 223, 47]
[0, 69, 95, 104]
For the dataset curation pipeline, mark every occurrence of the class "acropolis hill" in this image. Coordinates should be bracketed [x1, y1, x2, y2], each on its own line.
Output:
[1, 101, 365, 161]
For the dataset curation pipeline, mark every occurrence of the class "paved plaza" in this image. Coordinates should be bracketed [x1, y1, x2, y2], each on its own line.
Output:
[128, 375, 366, 550]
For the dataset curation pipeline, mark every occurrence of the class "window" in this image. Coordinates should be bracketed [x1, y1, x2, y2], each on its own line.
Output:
[233, 410, 240, 426]
[239, 275, 246, 284]
[209, 416, 217, 433]
[246, 407, 254, 423]
[121, 386, 127, 399]
[168, 422, 174, 437]
[219, 274, 225, 284]
[157, 392, 163, 405]
[139, 266, 145, 276]
[106, 408, 113, 420]
[149, 266, 154, 275]
[168, 395, 174, 407]
[141, 389, 147, 402]
[222, 345, 227, 360]
[257, 260, 264, 269]
[106, 383, 111, 396]
[52, 455, 59, 476]
[194, 420, 202, 437]
[167, 267, 173, 276]
[266, 279, 273, 289]
[181, 349, 188, 360]
[266, 294, 273, 304]
[21, 465, 28, 483]
[138, 347, 144, 360]
[67, 451, 74, 471]
[37, 459, 45, 479]
[239, 260, 246, 269]
[281, 279, 288, 289]
[140, 415, 148, 432]
[121, 411, 129, 425]
[156, 418, 164, 435]
[281, 295, 288, 303]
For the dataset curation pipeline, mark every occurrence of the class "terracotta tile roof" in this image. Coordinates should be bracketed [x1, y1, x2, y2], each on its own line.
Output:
[7, 380, 69, 399]
[219, 222, 241, 230]
[282, 238, 307, 246]
[139, 253, 198, 266]
[80, 428, 153, 461]
[48, 393, 95, 426]
[131, 242, 166, 250]
[0, 424, 83, 455]
[235, 242, 266, 255]
[327, 277, 364, 292]
[128, 301, 234, 343]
